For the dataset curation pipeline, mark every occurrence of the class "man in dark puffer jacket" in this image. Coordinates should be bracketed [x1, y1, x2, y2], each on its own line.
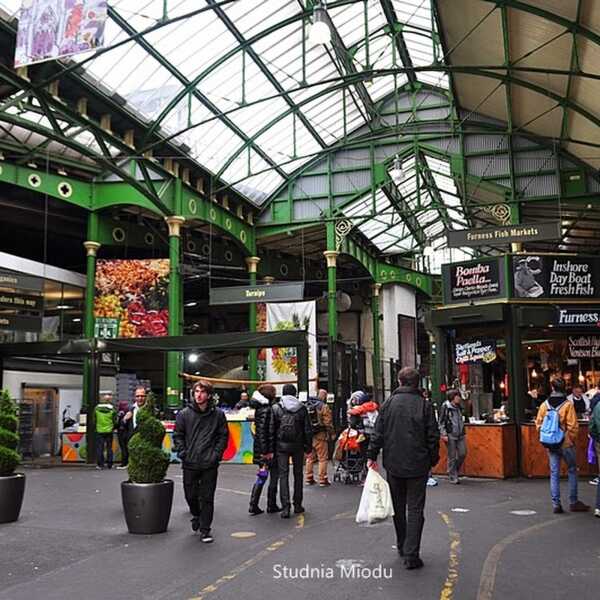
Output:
[174, 380, 229, 543]
[248, 384, 280, 515]
[367, 367, 440, 570]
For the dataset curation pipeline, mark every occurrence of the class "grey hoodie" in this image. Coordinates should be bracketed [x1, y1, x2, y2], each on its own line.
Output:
[439, 400, 465, 439]
[270, 394, 313, 453]
[281, 395, 303, 412]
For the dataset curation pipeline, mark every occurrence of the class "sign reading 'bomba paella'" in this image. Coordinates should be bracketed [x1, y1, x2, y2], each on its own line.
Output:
[442, 257, 505, 304]
[455, 339, 497, 364]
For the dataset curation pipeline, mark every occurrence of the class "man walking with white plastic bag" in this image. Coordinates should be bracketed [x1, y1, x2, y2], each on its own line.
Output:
[367, 368, 440, 570]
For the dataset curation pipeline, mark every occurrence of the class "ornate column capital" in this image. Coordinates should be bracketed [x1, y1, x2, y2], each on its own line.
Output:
[165, 216, 185, 237]
[371, 283, 382, 297]
[245, 256, 261, 273]
[263, 276, 275, 285]
[323, 250, 339, 268]
[83, 241, 101, 257]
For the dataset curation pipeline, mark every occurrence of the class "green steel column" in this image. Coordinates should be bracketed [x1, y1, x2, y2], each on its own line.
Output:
[165, 216, 185, 409]
[246, 256, 260, 390]
[371, 283, 382, 397]
[324, 250, 339, 342]
[82, 212, 100, 414]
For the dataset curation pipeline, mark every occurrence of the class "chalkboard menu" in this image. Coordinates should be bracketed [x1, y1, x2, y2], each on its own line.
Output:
[442, 257, 506, 304]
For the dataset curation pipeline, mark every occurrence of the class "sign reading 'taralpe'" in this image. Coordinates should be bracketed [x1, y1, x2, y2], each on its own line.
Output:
[442, 257, 506, 304]
[446, 221, 560, 248]
[209, 282, 305, 306]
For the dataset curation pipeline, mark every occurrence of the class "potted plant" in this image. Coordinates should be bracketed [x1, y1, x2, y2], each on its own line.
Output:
[121, 393, 172, 534]
[0, 389, 25, 524]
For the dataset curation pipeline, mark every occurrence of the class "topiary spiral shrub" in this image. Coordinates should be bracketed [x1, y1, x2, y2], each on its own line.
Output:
[0, 389, 20, 476]
[127, 392, 169, 483]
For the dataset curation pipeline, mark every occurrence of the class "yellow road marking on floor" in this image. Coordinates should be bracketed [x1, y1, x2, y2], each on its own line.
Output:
[439, 512, 461, 600]
[188, 508, 305, 600]
[477, 516, 576, 600]
[216, 487, 250, 496]
[230, 531, 256, 538]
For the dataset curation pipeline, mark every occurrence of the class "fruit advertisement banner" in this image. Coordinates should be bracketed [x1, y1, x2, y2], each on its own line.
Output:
[266, 301, 317, 395]
[94, 259, 169, 338]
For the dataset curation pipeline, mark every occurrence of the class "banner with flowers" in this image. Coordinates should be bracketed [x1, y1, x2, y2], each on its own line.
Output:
[266, 301, 317, 395]
[94, 259, 169, 338]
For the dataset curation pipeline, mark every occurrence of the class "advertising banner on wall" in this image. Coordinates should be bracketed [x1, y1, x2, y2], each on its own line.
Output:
[512, 255, 600, 299]
[556, 307, 600, 328]
[266, 301, 317, 395]
[94, 259, 169, 338]
[567, 336, 600, 359]
[442, 257, 506, 304]
[15, 0, 107, 68]
[455, 339, 497, 364]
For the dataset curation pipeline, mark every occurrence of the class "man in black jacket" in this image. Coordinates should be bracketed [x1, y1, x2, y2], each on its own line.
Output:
[270, 384, 312, 518]
[367, 367, 440, 570]
[174, 380, 229, 543]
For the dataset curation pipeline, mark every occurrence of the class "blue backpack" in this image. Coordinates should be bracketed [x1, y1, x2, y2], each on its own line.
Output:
[539, 400, 566, 451]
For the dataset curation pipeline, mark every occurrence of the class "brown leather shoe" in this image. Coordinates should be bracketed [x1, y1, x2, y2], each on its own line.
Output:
[569, 500, 590, 512]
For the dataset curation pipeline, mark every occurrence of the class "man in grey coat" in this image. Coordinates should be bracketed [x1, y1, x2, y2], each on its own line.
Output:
[439, 389, 467, 484]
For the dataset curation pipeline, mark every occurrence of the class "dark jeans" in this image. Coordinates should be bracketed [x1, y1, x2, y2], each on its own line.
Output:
[267, 458, 280, 507]
[96, 433, 113, 468]
[117, 430, 129, 466]
[278, 449, 304, 509]
[183, 467, 219, 533]
[387, 474, 428, 559]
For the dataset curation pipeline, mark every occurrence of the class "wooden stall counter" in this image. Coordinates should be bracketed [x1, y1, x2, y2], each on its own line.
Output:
[432, 423, 518, 479]
[520, 422, 597, 478]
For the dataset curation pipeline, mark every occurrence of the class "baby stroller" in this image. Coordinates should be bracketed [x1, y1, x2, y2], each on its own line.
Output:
[333, 427, 367, 484]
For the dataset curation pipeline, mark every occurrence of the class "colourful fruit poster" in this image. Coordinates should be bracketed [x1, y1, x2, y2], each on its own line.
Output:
[94, 259, 169, 338]
[266, 301, 317, 395]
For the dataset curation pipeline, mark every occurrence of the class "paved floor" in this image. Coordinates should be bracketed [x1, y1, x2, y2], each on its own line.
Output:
[1, 464, 599, 600]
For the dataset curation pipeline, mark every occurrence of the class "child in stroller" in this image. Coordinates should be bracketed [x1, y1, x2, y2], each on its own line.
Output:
[333, 426, 366, 484]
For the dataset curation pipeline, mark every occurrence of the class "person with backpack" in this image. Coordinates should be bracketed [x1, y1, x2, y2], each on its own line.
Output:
[589, 399, 600, 518]
[535, 377, 589, 514]
[248, 384, 280, 515]
[305, 389, 334, 486]
[270, 384, 313, 518]
[438, 389, 467, 484]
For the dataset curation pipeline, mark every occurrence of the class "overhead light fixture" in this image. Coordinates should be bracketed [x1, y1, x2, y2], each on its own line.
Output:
[58, 168, 67, 176]
[72, 318, 81, 322]
[579, 372, 585, 383]
[531, 368, 538, 378]
[27, 161, 37, 169]
[310, 1, 331, 45]
[184, 301, 198, 308]
[0, 151, 4, 160]
[389, 154, 403, 181]
[55, 304, 73, 310]
[188, 353, 198, 363]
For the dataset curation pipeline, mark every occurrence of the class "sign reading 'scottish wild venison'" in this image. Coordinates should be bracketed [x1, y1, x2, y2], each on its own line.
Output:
[568, 336, 600, 359]
[442, 257, 506, 304]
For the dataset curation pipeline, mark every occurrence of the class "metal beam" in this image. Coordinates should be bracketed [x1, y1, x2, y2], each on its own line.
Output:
[379, 0, 417, 86]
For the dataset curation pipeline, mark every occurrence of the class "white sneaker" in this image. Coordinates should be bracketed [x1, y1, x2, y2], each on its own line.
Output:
[589, 477, 599, 486]
[594, 509, 600, 518]
[427, 477, 438, 487]
[116, 465, 128, 470]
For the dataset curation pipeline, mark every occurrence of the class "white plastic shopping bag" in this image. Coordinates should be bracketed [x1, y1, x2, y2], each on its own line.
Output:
[355, 468, 395, 524]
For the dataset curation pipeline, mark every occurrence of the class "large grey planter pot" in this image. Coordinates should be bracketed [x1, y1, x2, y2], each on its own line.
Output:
[0, 473, 26, 524]
[121, 479, 173, 534]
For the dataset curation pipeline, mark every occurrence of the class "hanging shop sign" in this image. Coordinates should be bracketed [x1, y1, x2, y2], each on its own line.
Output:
[94, 317, 120, 339]
[442, 257, 506, 304]
[0, 292, 42, 311]
[0, 315, 42, 332]
[0, 269, 44, 292]
[455, 339, 497, 364]
[512, 255, 600, 299]
[446, 221, 560, 248]
[94, 259, 169, 338]
[14, 0, 108, 68]
[555, 307, 600, 328]
[209, 283, 305, 306]
[567, 336, 600, 359]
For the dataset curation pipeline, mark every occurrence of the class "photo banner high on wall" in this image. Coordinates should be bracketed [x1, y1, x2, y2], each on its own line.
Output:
[15, 0, 107, 68]
[94, 259, 169, 338]
[266, 301, 317, 396]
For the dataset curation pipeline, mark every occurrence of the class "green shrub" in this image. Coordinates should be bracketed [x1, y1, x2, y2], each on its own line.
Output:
[0, 389, 20, 476]
[127, 392, 169, 484]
